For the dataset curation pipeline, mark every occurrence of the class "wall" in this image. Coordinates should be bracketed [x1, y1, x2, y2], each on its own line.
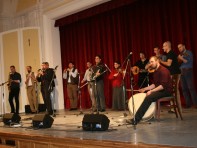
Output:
[0, 0, 110, 114]
[1, 31, 20, 113]
[0, 28, 43, 114]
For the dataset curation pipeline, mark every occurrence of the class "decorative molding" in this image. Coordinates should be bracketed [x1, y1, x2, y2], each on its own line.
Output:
[44, 0, 111, 20]
[12, 10, 41, 28]
[0, 0, 110, 32]
[41, 0, 73, 13]
[0, 0, 17, 18]
[0, 18, 11, 33]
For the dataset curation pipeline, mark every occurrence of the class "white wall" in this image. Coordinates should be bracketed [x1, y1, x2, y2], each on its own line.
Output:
[0, 28, 42, 114]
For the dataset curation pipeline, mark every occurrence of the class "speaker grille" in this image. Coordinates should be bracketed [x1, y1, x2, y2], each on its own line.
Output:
[3, 113, 21, 125]
[32, 114, 54, 128]
[82, 114, 110, 131]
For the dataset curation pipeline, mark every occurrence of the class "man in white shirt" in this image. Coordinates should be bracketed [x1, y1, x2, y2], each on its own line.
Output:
[63, 62, 79, 110]
[25, 66, 37, 113]
[81, 62, 96, 111]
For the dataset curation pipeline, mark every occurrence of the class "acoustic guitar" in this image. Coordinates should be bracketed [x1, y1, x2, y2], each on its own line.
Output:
[131, 66, 154, 75]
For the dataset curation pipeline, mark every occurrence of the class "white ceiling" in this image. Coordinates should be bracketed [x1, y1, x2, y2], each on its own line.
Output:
[0, 0, 17, 18]
[0, 0, 111, 19]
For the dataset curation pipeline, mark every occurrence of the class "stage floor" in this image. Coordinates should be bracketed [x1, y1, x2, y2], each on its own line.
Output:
[0, 108, 197, 147]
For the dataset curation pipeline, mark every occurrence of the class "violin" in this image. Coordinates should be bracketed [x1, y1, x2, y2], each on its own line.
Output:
[117, 68, 125, 73]
[148, 68, 155, 73]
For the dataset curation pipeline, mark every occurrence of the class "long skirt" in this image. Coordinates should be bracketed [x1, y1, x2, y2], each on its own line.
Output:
[112, 86, 125, 110]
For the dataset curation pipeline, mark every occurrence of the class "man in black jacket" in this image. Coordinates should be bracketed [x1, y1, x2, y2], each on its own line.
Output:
[37, 62, 55, 115]
[91, 55, 106, 112]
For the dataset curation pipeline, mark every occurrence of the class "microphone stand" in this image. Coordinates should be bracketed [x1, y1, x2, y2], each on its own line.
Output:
[48, 66, 58, 117]
[121, 53, 133, 117]
[34, 81, 39, 114]
[92, 69, 108, 114]
[0, 81, 9, 118]
[77, 74, 83, 115]
[122, 53, 137, 129]
[128, 59, 137, 129]
[139, 72, 149, 89]
[122, 60, 129, 117]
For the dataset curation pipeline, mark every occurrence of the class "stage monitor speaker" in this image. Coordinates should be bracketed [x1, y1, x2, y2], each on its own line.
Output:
[38, 104, 46, 112]
[3, 113, 21, 125]
[82, 114, 110, 131]
[25, 104, 46, 113]
[25, 105, 31, 113]
[32, 114, 54, 128]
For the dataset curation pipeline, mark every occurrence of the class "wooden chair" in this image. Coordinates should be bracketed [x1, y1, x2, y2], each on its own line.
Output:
[155, 74, 183, 121]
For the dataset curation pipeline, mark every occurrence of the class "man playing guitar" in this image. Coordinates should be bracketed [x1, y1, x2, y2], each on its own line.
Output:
[131, 52, 149, 88]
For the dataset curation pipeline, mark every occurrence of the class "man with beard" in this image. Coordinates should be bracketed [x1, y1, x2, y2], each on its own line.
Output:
[127, 56, 172, 125]
[25, 66, 37, 113]
[91, 55, 106, 112]
[63, 62, 79, 110]
[37, 62, 55, 115]
[177, 43, 197, 108]
[81, 62, 96, 111]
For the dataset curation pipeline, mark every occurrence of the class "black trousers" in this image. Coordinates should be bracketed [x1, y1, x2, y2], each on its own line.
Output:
[41, 85, 53, 115]
[9, 87, 20, 114]
[138, 77, 149, 88]
[92, 80, 106, 110]
[134, 90, 171, 122]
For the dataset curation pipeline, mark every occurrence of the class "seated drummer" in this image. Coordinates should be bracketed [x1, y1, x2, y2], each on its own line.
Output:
[131, 52, 149, 88]
[127, 56, 172, 125]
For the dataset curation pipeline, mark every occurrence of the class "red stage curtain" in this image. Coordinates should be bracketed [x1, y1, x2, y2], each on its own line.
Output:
[57, 0, 197, 109]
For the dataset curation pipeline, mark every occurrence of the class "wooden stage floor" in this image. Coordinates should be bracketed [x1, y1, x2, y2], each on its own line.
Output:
[0, 108, 197, 148]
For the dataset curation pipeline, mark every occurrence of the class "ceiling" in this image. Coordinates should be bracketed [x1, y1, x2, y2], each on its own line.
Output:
[0, 0, 77, 19]
[0, 0, 17, 18]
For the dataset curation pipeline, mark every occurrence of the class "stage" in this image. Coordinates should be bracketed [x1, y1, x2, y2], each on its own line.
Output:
[0, 108, 196, 148]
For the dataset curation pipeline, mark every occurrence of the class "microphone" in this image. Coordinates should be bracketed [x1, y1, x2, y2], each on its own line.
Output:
[126, 52, 133, 59]
[104, 64, 111, 72]
[54, 65, 58, 70]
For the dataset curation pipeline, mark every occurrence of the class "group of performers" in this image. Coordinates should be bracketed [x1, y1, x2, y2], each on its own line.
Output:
[62, 41, 197, 118]
[7, 62, 56, 115]
[7, 41, 197, 123]
[128, 41, 197, 125]
[63, 55, 107, 112]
